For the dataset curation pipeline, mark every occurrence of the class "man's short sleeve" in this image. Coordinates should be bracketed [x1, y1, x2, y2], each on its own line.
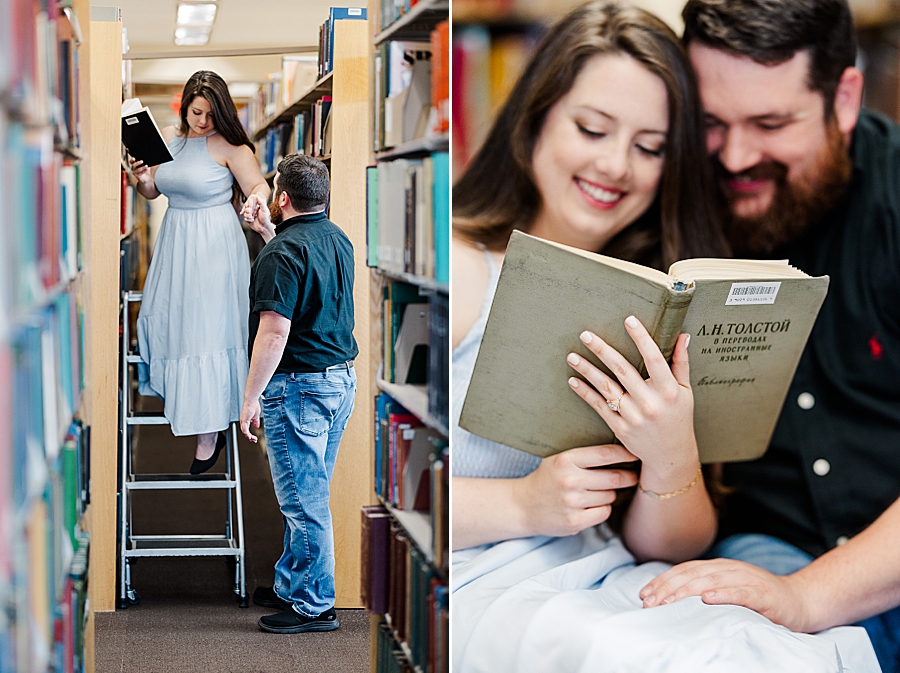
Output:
[252, 251, 301, 320]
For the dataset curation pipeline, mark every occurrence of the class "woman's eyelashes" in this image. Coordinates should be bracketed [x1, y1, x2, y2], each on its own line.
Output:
[576, 123, 665, 159]
[576, 122, 606, 139]
[637, 143, 665, 158]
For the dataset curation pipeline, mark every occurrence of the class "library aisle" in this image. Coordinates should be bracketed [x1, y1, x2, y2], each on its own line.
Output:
[1, 0, 448, 672]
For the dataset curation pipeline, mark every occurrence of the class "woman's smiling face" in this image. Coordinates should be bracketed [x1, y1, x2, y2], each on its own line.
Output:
[529, 52, 669, 251]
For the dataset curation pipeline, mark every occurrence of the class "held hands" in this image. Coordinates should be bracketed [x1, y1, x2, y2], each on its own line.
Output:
[566, 317, 698, 485]
[239, 396, 261, 443]
[638, 559, 813, 632]
[241, 193, 275, 242]
[517, 444, 639, 537]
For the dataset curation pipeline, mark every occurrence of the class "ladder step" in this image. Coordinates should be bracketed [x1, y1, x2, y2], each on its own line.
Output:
[126, 354, 142, 363]
[126, 473, 236, 489]
[126, 411, 169, 425]
[125, 291, 143, 303]
[124, 537, 239, 557]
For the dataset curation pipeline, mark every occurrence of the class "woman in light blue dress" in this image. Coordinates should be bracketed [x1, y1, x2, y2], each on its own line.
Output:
[130, 70, 270, 474]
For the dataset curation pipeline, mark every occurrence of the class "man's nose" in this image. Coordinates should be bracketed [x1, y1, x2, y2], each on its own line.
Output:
[717, 127, 763, 175]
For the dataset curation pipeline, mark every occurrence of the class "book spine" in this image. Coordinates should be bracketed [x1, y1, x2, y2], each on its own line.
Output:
[644, 285, 695, 375]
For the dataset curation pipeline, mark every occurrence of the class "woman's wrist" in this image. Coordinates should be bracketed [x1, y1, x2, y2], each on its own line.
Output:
[507, 474, 536, 538]
[638, 444, 702, 495]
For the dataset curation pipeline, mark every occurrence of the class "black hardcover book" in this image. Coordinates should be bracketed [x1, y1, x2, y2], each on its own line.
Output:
[121, 100, 173, 167]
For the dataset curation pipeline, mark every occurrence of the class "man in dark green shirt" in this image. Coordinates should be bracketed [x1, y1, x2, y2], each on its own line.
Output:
[239, 154, 357, 634]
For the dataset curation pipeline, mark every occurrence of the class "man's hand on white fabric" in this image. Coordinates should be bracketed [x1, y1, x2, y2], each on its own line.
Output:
[639, 558, 813, 632]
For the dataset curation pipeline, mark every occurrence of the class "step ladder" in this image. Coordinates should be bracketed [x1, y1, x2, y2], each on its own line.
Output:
[118, 290, 248, 608]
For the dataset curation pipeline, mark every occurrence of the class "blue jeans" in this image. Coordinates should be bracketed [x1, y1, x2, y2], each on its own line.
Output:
[711, 534, 900, 673]
[260, 367, 356, 617]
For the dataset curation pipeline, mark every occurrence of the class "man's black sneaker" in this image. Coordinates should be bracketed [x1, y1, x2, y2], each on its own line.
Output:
[258, 607, 340, 634]
[253, 586, 291, 611]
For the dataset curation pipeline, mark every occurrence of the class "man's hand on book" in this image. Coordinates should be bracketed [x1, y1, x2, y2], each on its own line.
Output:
[567, 317, 701, 494]
[516, 444, 639, 537]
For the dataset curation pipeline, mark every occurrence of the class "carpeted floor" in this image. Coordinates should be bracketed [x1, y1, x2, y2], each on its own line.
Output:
[94, 400, 370, 673]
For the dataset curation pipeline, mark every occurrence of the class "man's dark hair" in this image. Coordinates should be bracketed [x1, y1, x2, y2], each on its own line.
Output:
[682, 0, 856, 111]
[275, 154, 330, 212]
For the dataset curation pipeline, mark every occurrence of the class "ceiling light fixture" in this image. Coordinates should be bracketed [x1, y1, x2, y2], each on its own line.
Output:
[173, 2, 218, 46]
[174, 26, 211, 46]
[176, 3, 217, 27]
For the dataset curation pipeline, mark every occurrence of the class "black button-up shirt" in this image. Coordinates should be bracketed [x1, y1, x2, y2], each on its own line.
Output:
[248, 211, 358, 373]
[719, 109, 900, 557]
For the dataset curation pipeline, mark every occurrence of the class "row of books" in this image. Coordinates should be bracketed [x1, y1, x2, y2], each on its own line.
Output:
[374, 393, 445, 511]
[375, 0, 434, 35]
[367, 153, 450, 283]
[453, 0, 581, 21]
[255, 98, 333, 175]
[375, 41, 432, 151]
[0, 123, 83, 316]
[373, 22, 449, 153]
[427, 292, 449, 435]
[373, 393, 448, 570]
[451, 25, 539, 174]
[9, 289, 85, 514]
[317, 7, 367, 79]
[242, 59, 317, 139]
[243, 8, 365, 137]
[382, 283, 427, 386]
[379, 283, 448, 430]
[0, 1, 82, 151]
[2, 424, 89, 673]
[363, 509, 449, 673]
[374, 621, 415, 673]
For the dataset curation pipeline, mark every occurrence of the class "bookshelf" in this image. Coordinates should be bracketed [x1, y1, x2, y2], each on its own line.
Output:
[451, 6, 549, 177]
[363, 1, 449, 672]
[246, 15, 373, 610]
[0, 0, 117, 671]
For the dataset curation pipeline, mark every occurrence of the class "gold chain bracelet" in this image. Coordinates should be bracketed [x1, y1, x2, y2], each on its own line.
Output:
[638, 465, 703, 500]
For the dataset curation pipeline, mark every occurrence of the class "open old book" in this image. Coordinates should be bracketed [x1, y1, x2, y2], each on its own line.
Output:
[459, 231, 830, 463]
[121, 98, 173, 167]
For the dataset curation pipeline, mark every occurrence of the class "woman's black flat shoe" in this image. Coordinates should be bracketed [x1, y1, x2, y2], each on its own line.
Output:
[190, 431, 226, 475]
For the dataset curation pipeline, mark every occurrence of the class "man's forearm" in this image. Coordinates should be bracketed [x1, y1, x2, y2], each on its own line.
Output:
[244, 331, 287, 403]
[795, 496, 900, 631]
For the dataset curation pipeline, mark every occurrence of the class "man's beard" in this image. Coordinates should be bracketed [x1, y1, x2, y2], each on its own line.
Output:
[718, 121, 852, 255]
[269, 196, 283, 225]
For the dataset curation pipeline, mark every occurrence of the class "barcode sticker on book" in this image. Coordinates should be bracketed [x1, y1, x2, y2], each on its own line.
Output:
[125, 116, 139, 125]
[726, 282, 781, 305]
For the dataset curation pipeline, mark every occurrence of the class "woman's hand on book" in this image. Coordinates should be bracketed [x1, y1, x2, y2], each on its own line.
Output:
[517, 444, 639, 537]
[129, 157, 151, 186]
[566, 317, 700, 492]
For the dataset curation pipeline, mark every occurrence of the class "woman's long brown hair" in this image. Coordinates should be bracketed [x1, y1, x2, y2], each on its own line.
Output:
[453, 1, 729, 269]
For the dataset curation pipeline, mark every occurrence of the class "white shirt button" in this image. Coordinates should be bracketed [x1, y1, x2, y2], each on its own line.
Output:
[812, 458, 831, 476]
[836, 536, 849, 546]
[797, 392, 815, 410]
